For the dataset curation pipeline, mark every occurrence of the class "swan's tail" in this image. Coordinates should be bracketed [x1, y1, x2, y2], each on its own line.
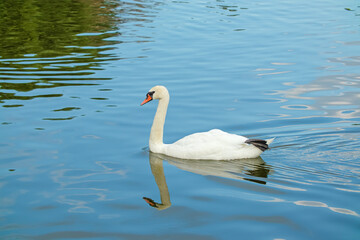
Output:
[266, 138, 275, 145]
[245, 138, 275, 152]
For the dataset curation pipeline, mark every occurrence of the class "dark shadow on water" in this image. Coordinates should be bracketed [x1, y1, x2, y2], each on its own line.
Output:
[143, 152, 271, 210]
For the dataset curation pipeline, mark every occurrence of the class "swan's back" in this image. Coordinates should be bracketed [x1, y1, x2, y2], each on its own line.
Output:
[163, 129, 263, 160]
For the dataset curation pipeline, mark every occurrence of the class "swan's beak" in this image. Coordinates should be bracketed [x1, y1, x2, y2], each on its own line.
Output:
[143, 197, 158, 208]
[141, 93, 153, 106]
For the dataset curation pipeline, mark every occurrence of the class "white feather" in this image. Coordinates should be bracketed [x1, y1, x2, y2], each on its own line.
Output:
[142, 86, 274, 160]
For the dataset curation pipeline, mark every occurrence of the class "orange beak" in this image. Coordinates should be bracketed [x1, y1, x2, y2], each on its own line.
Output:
[143, 197, 158, 208]
[141, 93, 153, 106]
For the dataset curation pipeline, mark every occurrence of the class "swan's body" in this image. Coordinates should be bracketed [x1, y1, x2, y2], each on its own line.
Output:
[141, 86, 274, 160]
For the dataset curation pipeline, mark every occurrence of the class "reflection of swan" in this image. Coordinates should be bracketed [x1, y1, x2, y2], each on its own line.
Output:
[141, 86, 274, 160]
[143, 152, 270, 210]
[157, 153, 270, 184]
[143, 153, 171, 210]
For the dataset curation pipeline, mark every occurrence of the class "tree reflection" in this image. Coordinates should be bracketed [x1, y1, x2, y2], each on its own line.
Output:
[0, 0, 156, 104]
[0, 0, 120, 58]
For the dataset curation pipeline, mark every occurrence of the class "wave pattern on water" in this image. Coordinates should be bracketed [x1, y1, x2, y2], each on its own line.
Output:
[1, 1, 360, 240]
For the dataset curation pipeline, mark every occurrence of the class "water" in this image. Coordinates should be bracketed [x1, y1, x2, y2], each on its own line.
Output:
[1, 0, 359, 239]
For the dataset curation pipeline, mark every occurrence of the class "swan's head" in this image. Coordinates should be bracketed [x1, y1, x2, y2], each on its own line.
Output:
[140, 85, 169, 106]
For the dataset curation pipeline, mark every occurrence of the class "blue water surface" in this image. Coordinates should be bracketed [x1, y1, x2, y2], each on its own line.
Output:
[1, 0, 360, 239]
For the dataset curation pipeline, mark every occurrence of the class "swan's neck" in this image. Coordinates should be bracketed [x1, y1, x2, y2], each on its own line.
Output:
[149, 155, 171, 210]
[150, 97, 169, 151]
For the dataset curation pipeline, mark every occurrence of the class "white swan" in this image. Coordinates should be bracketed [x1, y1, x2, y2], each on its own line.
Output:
[141, 86, 274, 160]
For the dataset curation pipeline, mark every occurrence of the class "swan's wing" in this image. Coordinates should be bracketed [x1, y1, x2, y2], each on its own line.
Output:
[172, 129, 248, 146]
[164, 129, 251, 159]
[208, 129, 248, 144]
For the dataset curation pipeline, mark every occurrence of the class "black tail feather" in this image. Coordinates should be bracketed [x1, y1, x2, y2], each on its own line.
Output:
[245, 139, 269, 152]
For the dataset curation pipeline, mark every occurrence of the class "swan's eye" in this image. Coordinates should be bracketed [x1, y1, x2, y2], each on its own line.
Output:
[148, 91, 155, 98]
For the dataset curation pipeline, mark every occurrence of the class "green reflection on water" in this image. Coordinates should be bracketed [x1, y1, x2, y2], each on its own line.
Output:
[0, 0, 122, 104]
[0, 0, 120, 58]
